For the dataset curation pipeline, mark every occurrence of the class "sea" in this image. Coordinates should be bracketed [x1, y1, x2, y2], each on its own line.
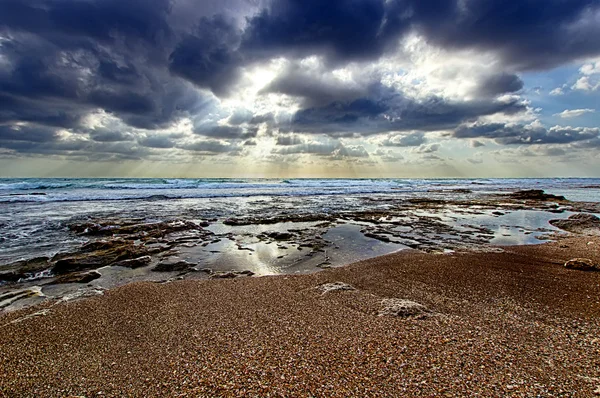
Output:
[1, 177, 600, 267]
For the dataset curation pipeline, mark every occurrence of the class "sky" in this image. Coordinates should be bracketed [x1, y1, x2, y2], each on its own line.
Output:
[0, 0, 600, 178]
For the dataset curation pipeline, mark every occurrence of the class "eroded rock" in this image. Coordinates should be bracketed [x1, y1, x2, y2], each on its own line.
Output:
[564, 258, 599, 271]
[550, 213, 600, 234]
[49, 271, 102, 285]
[112, 256, 152, 269]
[509, 190, 566, 201]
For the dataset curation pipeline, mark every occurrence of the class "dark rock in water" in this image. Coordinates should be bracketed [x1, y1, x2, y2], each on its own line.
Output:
[550, 213, 600, 234]
[146, 195, 170, 200]
[210, 270, 255, 279]
[223, 214, 335, 226]
[80, 239, 128, 253]
[49, 271, 102, 284]
[153, 260, 193, 272]
[52, 243, 148, 274]
[237, 270, 255, 276]
[265, 231, 294, 240]
[0, 271, 21, 283]
[564, 258, 599, 271]
[0, 257, 51, 283]
[364, 232, 391, 243]
[69, 219, 200, 237]
[210, 271, 238, 279]
[509, 190, 566, 201]
[112, 256, 152, 269]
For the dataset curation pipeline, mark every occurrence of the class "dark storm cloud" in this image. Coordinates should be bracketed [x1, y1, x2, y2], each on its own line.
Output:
[241, 0, 409, 63]
[476, 73, 524, 96]
[137, 135, 176, 149]
[0, 125, 59, 143]
[260, 63, 366, 107]
[454, 123, 600, 145]
[193, 124, 257, 139]
[0, 0, 210, 137]
[88, 130, 134, 143]
[0, 0, 172, 44]
[288, 94, 527, 136]
[1, 0, 600, 160]
[168, 15, 243, 96]
[410, 0, 600, 70]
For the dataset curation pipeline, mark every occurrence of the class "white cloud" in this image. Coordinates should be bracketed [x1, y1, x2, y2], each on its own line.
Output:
[554, 109, 596, 118]
[572, 76, 600, 91]
[549, 87, 564, 96]
[580, 58, 600, 76]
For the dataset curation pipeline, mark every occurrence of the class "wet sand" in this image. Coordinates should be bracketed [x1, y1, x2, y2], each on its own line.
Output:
[1, 236, 600, 397]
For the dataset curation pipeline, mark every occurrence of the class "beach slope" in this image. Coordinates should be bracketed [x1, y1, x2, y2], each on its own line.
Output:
[1, 237, 599, 397]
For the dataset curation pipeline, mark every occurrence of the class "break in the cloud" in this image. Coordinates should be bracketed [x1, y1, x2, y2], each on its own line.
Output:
[1, 0, 600, 176]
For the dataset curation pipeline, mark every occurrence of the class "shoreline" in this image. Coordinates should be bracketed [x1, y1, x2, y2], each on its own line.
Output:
[1, 236, 599, 397]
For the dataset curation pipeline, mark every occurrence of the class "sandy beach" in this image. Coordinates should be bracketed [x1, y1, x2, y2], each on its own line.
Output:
[1, 236, 599, 397]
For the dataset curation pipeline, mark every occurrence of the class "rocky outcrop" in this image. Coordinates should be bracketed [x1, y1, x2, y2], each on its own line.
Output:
[52, 242, 150, 274]
[0, 257, 50, 283]
[564, 258, 599, 271]
[48, 271, 102, 285]
[550, 213, 600, 235]
[152, 260, 194, 272]
[509, 190, 566, 201]
[209, 270, 255, 279]
[112, 256, 152, 269]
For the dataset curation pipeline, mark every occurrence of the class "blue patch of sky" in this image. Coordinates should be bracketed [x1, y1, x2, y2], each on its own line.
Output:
[520, 64, 600, 128]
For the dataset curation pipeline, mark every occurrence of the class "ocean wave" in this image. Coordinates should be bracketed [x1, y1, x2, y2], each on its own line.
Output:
[0, 182, 74, 191]
[0, 186, 427, 203]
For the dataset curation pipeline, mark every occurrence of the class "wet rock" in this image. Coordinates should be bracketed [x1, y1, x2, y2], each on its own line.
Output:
[0, 271, 21, 283]
[509, 190, 566, 201]
[49, 271, 102, 285]
[69, 219, 201, 238]
[210, 271, 238, 279]
[153, 260, 194, 272]
[364, 232, 391, 242]
[266, 231, 294, 240]
[318, 282, 355, 293]
[210, 270, 255, 279]
[0, 287, 44, 309]
[550, 213, 600, 234]
[223, 214, 335, 226]
[112, 256, 152, 269]
[0, 257, 51, 283]
[52, 243, 148, 274]
[564, 258, 599, 271]
[378, 298, 431, 317]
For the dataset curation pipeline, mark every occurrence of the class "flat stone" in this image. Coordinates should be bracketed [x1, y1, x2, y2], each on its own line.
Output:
[318, 282, 356, 293]
[49, 271, 102, 285]
[153, 260, 193, 272]
[112, 256, 152, 269]
[378, 298, 431, 317]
